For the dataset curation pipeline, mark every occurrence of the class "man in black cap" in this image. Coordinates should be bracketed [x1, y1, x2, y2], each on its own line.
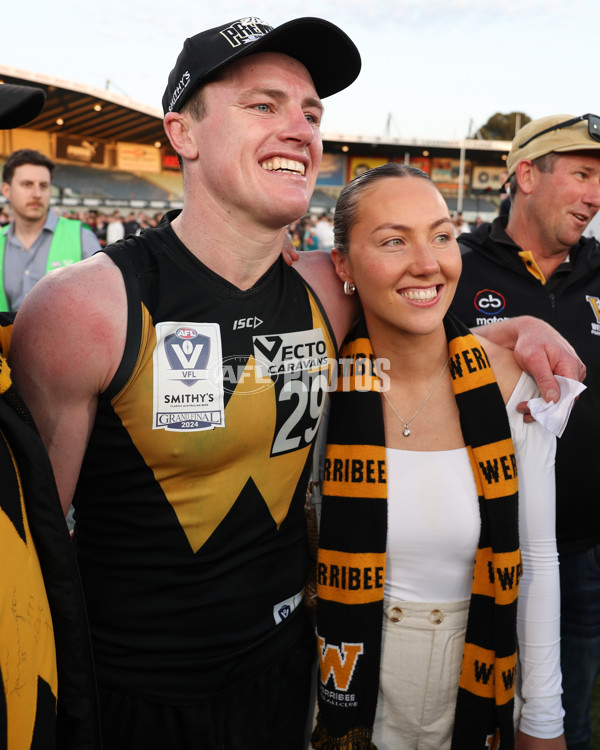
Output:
[0, 83, 101, 750]
[7, 19, 586, 750]
[10, 19, 361, 750]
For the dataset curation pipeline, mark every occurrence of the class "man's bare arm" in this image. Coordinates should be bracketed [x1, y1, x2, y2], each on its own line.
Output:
[9, 254, 127, 514]
[474, 316, 586, 402]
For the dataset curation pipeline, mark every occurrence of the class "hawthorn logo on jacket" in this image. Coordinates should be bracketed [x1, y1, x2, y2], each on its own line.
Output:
[586, 295, 600, 335]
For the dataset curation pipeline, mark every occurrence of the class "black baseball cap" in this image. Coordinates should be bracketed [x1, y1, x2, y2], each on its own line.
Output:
[0, 83, 45, 129]
[162, 16, 361, 115]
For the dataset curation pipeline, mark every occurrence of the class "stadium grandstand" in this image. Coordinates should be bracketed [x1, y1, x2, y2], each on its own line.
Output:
[0, 65, 511, 221]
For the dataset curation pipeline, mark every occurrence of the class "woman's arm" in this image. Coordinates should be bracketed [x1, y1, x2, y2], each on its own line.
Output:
[515, 733, 566, 749]
[508, 374, 565, 746]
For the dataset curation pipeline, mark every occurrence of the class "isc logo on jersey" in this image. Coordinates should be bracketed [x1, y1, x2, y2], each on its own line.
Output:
[252, 329, 330, 378]
[153, 322, 225, 431]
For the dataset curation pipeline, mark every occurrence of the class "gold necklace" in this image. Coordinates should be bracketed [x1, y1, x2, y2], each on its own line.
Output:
[381, 358, 450, 437]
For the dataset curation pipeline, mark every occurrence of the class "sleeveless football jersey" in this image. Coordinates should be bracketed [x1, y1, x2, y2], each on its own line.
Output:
[0, 314, 100, 749]
[73, 218, 336, 701]
[0, 353, 58, 750]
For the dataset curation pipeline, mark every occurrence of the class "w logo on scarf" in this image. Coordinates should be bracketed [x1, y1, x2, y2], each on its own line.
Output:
[317, 636, 364, 692]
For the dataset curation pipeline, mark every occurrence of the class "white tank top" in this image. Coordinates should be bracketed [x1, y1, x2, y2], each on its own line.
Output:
[385, 447, 480, 602]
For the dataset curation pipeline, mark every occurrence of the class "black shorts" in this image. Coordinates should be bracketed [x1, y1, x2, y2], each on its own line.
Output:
[96, 624, 316, 750]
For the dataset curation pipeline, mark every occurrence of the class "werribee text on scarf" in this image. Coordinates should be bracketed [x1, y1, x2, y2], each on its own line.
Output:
[312, 312, 520, 750]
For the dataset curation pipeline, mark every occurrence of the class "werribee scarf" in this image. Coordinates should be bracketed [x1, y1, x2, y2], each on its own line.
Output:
[312, 312, 520, 750]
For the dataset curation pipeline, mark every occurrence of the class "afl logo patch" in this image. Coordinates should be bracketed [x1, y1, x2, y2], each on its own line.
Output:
[474, 289, 506, 315]
[175, 327, 198, 339]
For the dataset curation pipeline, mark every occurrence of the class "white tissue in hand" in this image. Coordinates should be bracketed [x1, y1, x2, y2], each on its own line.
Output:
[526, 375, 587, 437]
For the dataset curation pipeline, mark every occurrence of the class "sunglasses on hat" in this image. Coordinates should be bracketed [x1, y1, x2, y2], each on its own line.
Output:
[518, 113, 600, 149]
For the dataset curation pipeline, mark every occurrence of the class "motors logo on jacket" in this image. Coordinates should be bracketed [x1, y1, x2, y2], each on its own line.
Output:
[470, 288, 511, 326]
[474, 289, 506, 315]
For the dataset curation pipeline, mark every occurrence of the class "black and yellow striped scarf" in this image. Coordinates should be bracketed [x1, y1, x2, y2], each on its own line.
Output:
[312, 312, 520, 750]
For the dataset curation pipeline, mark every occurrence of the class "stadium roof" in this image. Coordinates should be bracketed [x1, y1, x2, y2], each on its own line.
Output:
[0, 65, 512, 161]
[0, 65, 512, 214]
[0, 65, 168, 149]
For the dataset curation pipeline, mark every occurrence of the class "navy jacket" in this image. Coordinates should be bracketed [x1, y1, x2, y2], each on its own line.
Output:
[451, 218, 600, 555]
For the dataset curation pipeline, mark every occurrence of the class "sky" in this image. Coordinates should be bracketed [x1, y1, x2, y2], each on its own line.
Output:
[2, 0, 598, 143]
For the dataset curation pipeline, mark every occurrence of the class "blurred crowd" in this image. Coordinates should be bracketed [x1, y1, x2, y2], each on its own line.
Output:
[287, 210, 487, 252]
[0, 205, 165, 245]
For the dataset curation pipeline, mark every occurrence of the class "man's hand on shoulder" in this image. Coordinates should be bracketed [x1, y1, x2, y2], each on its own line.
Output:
[474, 316, 586, 411]
[282, 235, 299, 265]
[293, 250, 358, 348]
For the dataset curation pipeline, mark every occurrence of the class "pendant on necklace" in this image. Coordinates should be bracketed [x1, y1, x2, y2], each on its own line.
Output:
[403, 425, 411, 437]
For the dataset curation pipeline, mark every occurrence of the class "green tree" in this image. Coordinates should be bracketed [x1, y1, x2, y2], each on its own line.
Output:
[477, 112, 531, 141]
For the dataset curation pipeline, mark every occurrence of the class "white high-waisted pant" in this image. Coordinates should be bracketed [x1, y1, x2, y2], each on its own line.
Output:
[372, 599, 522, 750]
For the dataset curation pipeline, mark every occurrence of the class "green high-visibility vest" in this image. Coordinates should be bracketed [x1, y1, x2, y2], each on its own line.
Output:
[0, 217, 83, 311]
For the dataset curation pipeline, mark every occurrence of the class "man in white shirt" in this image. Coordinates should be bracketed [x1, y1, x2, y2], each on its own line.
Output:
[106, 210, 126, 244]
[314, 212, 334, 251]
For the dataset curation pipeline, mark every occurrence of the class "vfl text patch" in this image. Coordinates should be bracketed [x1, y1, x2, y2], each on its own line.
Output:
[153, 322, 224, 431]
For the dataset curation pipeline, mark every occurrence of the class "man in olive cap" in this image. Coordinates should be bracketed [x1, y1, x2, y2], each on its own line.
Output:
[452, 114, 600, 750]
[0, 82, 101, 750]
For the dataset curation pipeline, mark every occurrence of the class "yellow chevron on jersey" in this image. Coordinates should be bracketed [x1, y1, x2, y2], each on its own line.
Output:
[0, 349, 11, 394]
[0, 429, 57, 750]
[111, 291, 335, 554]
[0, 323, 12, 365]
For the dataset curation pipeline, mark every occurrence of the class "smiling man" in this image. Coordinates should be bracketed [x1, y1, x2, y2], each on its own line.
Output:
[451, 114, 600, 750]
[9, 17, 360, 750]
[0, 149, 100, 310]
[7, 20, 589, 750]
